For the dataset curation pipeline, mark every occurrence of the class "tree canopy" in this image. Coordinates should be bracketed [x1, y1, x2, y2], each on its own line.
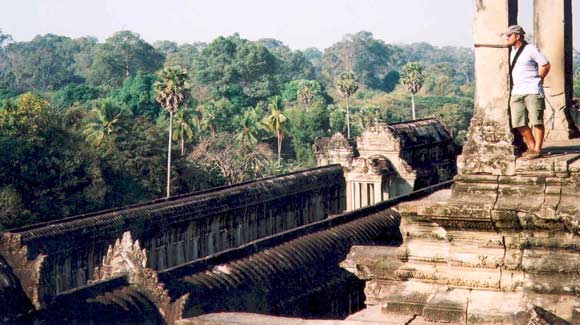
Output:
[0, 29, 482, 229]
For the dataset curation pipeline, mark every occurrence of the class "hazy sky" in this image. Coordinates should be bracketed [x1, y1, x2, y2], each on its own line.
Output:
[2, 0, 579, 50]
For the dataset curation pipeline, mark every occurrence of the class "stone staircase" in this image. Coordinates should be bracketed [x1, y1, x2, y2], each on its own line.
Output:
[342, 142, 580, 324]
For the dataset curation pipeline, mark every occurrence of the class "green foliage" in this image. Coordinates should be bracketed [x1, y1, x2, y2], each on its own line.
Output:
[2, 34, 81, 91]
[336, 71, 359, 98]
[328, 104, 346, 134]
[401, 62, 425, 94]
[83, 98, 132, 146]
[112, 73, 161, 119]
[262, 96, 287, 164]
[399, 42, 474, 84]
[196, 98, 237, 136]
[89, 31, 164, 88]
[194, 35, 279, 107]
[0, 117, 106, 229]
[51, 84, 101, 109]
[297, 80, 322, 106]
[336, 71, 359, 137]
[258, 38, 316, 81]
[286, 103, 330, 164]
[0, 92, 50, 136]
[322, 31, 402, 90]
[234, 106, 263, 147]
[163, 43, 205, 71]
[0, 29, 485, 228]
[172, 107, 196, 155]
[381, 70, 400, 92]
[303, 47, 323, 71]
[154, 66, 188, 113]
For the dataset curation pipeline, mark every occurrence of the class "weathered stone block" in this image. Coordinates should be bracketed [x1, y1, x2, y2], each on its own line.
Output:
[522, 248, 580, 273]
[405, 240, 449, 264]
[524, 272, 580, 295]
[381, 281, 438, 316]
[423, 288, 470, 323]
[515, 158, 556, 177]
[340, 245, 404, 281]
[542, 177, 563, 219]
[448, 243, 504, 269]
[467, 291, 524, 324]
[504, 247, 524, 270]
[491, 210, 522, 230]
[500, 270, 525, 292]
[396, 262, 502, 290]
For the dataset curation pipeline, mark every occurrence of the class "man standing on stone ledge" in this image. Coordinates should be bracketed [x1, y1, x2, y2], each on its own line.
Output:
[506, 25, 551, 160]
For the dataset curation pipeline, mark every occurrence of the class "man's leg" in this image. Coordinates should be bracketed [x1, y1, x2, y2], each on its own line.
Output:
[526, 94, 546, 153]
[510, 95, 533, 153]
[533, 124, 545, 152]
[518, 126, 536, 151]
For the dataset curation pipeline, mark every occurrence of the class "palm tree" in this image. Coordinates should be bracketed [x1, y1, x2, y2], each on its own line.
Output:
[297, 82, 314, 108]
[336, 71, 359, 138]
[235, 107, 261, 148]
[83, 98, 130, 146]
[153, 66, 188, 198]
[262, 96, 287, 165]
[201, 100, 218, 137]
[173, 108, 195, 156]
[401, 62, 425, 120]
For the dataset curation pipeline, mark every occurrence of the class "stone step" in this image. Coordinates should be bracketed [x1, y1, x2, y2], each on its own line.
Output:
[368, 281, 580, 324]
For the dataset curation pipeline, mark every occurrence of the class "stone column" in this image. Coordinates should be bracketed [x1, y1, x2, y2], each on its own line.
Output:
[361, 182, 369, 207]
[354, 182, 361, 210]
[346, 180, 353, 211]
[457, 0, 518, 176]
[374, 181, 383, 204]
[534, 0, 576, 141]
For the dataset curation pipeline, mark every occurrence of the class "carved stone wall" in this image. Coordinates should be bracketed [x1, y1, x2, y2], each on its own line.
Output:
[0, 166, 345, 307]
[315, 119, 457, 210]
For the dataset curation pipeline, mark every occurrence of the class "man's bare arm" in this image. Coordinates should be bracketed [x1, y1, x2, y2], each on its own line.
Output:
[539, 63, 551, 79]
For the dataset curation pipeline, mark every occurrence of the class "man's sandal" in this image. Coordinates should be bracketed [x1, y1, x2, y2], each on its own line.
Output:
[523, 149, 542, 160]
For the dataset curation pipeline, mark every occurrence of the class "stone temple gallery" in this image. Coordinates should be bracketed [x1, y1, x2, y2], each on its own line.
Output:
[1, 0, 580, 324]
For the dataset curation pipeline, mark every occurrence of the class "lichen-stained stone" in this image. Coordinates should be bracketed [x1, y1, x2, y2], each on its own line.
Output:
[423, 288, 470, 323]
[401, 216, 448, 241]
[458, 0, 517, 176]
[466, 291, 525, 324]
[522, 248, 580, 273]
[448, 244, 504, 269]
[571, 305, 580, 324]
[569, 158, 580, 173]
[396, 262, 501, 290]
[535, 0, 576, 142]
[518, 293, 570, 323]
[340, 245, 404, 281]
[524, 272, 580, 295]
[524, 231, 580, 251]
[542, 177, 564, 219]
[495, 176, 546, 213]
[504, 247, 524, 270]
[499, 270, 525, 292]
[491, 210, 520, 230]
[405, 239, 449, 264]
[515, 158, 556, 177]
[380, 281, 439, 316]
[557, 174, 580, 234]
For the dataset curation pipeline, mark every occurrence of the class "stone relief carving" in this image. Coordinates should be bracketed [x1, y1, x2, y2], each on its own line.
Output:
[92, 231, 189, 323]
[0, 234, 47, 308]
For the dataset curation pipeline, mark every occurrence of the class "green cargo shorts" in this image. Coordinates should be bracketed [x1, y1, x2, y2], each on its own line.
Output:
[510, 94, 545, 128]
